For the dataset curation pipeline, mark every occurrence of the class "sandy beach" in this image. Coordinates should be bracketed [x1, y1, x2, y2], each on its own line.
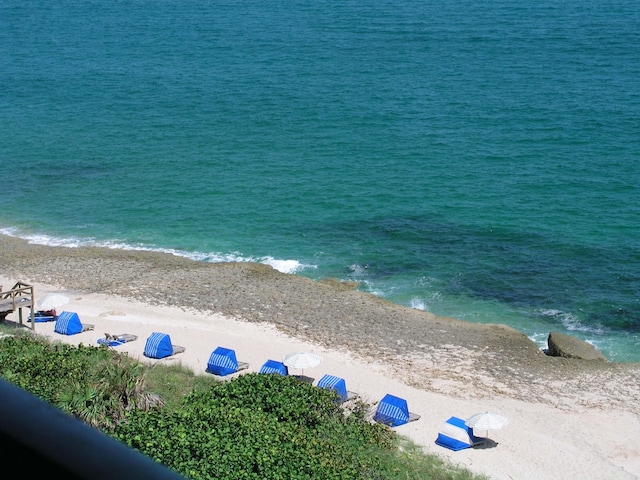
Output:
[1, 234, 639, 479]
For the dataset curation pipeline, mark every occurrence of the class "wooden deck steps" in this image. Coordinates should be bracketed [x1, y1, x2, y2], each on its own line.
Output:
[0, 282, 35, 329]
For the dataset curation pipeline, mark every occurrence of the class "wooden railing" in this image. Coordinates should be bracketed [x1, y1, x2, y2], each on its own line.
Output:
[0, 282, 35, 330]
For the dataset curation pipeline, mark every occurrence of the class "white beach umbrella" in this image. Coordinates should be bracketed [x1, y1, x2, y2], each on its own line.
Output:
[465, 412, 509, 439]
[282, 351, 323, 376]
[37, 293, 70, 311]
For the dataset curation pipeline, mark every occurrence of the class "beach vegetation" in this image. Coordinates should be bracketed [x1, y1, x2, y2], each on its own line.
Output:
[0, 332, 150, 428]
[0, 330, 487, 480]
[143, 361, 220, 411]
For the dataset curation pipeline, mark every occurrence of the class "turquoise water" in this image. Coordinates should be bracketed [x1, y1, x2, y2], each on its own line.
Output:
[1, 0, 639, 361]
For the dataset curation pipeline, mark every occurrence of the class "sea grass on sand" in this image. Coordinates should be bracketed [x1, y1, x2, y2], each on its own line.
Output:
[1, 234, 638, 413]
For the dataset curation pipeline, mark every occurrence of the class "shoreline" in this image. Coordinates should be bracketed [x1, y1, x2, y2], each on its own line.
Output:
[2, 233, 640, 479]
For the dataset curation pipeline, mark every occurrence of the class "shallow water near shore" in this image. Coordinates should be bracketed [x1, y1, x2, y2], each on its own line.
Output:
[1, 0, 639, 361]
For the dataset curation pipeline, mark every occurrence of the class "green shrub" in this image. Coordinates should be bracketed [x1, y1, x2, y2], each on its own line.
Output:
[115, 373, 394, 479]
[0, 335, 103, 402]
[0, 332, 488, 480]
[0, 334, 148, 429]
[143, 362, 220, 413]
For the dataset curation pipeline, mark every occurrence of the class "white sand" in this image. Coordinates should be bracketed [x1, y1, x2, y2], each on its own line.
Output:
[3, 277, 640, 480]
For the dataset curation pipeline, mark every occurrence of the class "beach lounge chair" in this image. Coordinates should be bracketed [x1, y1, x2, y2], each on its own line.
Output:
[316, 374, 358, 403]
[435, 416, 486, 451]
[258, 359, 288, 375]
[205, 346, 249, 377]
[143, 332, 186, 359]
[373, 393, 420, 427]
[53, 311, 94, 336]
[97, 333, 138, 347]
[29, 309, 57, 323]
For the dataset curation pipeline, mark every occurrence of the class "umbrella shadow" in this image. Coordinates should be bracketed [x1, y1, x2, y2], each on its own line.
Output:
[292, 375, 315, 384]
[474, 438, 499, 449]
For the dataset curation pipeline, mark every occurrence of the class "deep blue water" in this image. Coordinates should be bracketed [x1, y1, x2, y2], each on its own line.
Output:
[1, 0, 639, 361]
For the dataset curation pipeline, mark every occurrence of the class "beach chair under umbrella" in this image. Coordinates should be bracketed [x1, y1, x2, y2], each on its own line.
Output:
[206, 346, 249, 377]
[259, 359, 288, 375]
[316, 374, 358, 403]
[283, 351, 323, 382]
[435, 416, 486, 451]
[54, 311, 94, 336]
[143, 332, 185, 359]
[465, 412, 509, 440]
[373, 393, 420, 427]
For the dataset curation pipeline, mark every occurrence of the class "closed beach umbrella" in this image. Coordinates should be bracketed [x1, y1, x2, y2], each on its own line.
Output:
[282, 351, 323, 376]
[37, 293, 69, 311]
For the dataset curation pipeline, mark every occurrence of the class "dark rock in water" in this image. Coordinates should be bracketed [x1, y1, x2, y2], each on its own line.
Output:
[546, 331, 607, 361]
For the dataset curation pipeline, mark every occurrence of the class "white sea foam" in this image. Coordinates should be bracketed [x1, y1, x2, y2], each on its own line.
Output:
[560, 314, 606, 335]
[528, 332, 550, 351]
[534, 307, 606, 335]
[538, 309, 564, 317]
[347, 264, 369, 276]
[1, 228, 94, 248]
[410, 298, 427, 311]
[359, 280, 380, 296]
[261, 258, 306, 274]
[0, 228, 312, 275]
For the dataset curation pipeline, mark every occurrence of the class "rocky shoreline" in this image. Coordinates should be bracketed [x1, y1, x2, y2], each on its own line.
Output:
[1, 234, 638, 413]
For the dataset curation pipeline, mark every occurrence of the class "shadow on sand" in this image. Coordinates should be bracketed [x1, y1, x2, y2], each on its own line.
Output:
[474, 439, 499, 449]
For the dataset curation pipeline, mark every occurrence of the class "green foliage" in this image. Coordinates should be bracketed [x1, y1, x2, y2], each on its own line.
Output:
[143, 362, 220, 413]
[0, 334, 148, 429]
[374, 437, 489, 480]
[0, 331, 488, 480]
[56, 353, 147, 429]
[0, 334, 106, 403]
[115, 373, 395, 479]
[185, 373, 344, 427]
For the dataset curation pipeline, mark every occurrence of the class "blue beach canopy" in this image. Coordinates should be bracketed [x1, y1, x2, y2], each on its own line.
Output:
[373, 394, 410, 427]
[435, 416, 486, 451]
[317, 374, 348, 402]
[259, 359, 288, 375]
[54, 311, 83, 335]
[206, 346, 239, 376]
[143, 332, 175, 359]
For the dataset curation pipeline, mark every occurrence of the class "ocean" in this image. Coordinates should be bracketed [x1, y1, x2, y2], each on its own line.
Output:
[1, 0, 639, 361]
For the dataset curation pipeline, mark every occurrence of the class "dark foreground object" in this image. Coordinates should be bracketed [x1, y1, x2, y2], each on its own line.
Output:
[0, 378, 185, 479]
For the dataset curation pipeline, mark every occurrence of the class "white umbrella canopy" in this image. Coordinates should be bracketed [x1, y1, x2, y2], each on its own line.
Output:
[282, 351, 323, 375]
[37, 293, 70, 311]
[465, 412, 509, 438]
